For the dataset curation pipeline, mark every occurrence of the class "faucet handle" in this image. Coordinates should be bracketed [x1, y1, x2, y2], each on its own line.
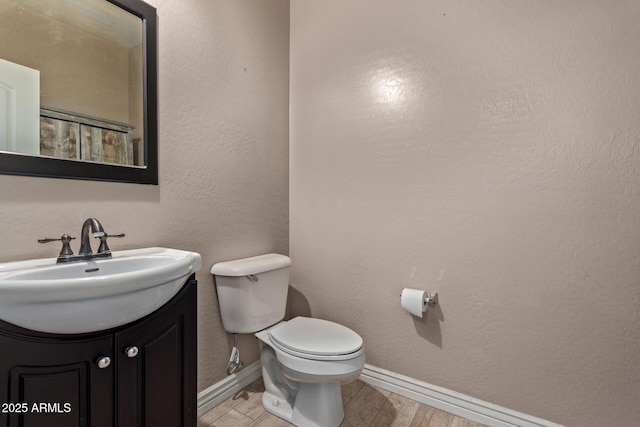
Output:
[38, 234, 76, 259]
[97, 233, 125, 254]
[106, 233, 125, 238]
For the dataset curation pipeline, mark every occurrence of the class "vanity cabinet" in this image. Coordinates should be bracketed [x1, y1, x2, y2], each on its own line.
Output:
[0, 276, 197, 427]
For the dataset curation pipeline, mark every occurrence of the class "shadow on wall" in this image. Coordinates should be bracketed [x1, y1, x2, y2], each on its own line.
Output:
[411, 303, 444, 349]
[287, 283, 443, 349]
[287, 286, 312, 318]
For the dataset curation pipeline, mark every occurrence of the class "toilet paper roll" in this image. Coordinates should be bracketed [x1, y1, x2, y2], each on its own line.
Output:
[400, 288, 428, 318]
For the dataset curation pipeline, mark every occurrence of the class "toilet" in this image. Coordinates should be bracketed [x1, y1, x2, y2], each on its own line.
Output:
[211, 253, 365, 427]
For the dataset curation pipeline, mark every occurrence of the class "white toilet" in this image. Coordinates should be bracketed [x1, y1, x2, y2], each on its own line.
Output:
[211, 253, 365, 427]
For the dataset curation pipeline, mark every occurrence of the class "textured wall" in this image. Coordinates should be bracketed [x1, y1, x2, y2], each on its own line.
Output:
[0, 0, 290, 392]
[289, 1, 640, 426]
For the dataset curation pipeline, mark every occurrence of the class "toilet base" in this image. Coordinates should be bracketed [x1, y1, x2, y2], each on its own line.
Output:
[262, 390, 294, 423]
[262, 382, 344, 427]
[259, 341, 347, 427]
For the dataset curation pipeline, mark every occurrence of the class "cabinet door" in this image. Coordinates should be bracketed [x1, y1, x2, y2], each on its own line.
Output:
[0, 333, 114, 427]
[115, 279, 197, 427]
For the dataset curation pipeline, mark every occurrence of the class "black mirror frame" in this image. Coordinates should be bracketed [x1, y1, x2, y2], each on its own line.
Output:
[0, 0, 158, 185]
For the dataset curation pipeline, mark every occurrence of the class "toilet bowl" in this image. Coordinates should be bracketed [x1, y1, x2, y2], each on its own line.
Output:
[256, 317, 365, 427]
[211, 254, 365, 427]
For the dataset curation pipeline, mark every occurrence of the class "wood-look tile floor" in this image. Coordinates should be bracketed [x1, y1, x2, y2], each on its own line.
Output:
[198, 378, 486, 427]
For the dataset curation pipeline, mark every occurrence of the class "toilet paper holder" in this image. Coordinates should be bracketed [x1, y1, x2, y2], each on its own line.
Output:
[424, 292, 438, 305]
[400, 291, 439, 305]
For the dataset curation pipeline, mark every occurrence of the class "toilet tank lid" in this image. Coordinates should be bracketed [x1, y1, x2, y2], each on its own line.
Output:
[210, 253, 291, 276]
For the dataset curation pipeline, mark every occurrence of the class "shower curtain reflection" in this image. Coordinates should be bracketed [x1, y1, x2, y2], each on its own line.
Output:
[39, 108, 136, 166]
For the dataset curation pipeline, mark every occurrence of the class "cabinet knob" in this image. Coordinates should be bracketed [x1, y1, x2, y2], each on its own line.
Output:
[125, 346, 139, 358]
[96, 356, 111, 369]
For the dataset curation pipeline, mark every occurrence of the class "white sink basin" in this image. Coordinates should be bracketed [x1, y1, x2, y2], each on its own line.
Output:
[0, 247, 202, 334]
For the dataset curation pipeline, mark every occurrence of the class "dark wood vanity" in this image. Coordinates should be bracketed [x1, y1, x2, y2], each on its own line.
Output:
[0, 276, 197, 427]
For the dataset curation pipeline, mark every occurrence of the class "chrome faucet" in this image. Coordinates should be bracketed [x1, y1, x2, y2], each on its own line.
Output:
[39, 218, 125, 263]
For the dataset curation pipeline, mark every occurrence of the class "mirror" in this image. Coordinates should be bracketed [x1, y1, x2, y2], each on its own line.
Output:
[0, 0, 157, 184]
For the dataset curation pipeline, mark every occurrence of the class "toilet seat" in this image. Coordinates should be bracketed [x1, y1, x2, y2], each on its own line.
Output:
[268, 317, 363, 361]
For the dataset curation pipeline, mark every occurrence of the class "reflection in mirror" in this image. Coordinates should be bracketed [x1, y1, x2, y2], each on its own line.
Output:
[0, 58, 40, 154]
[0, 0, 157, 184]
[1, 0, 142, 165]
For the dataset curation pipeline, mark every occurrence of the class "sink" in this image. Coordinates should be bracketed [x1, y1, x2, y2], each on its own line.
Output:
[0, 247, 202, 334]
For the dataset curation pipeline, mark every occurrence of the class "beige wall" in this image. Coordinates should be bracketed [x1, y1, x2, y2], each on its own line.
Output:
[289, 1, 640, 426]
[0, 0, 290, 392]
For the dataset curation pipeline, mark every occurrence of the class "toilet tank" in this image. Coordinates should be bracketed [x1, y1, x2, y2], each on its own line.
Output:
[210, 253, 291, 333]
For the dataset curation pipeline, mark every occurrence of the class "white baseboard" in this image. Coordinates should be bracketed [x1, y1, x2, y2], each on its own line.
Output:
[196, 361, 563, 427]
[359, 364, 564, 427]
[196, 361, 262, 417]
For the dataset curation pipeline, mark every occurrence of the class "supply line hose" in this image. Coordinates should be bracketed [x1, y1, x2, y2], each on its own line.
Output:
[226, 333, 244, 375]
